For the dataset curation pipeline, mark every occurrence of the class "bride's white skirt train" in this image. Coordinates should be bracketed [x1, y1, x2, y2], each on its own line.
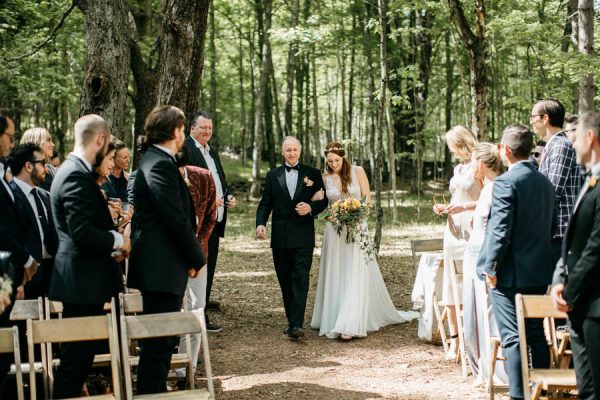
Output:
[311, 223, 418, 339]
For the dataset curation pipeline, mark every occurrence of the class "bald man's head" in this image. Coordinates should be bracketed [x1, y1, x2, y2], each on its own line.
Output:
[74, 114, 110, 148]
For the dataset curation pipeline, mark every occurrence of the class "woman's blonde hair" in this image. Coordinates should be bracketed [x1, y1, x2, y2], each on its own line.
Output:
[472, 142, 504, 175]
[21, 127, 51, 160]
[445, 125, 477, 159]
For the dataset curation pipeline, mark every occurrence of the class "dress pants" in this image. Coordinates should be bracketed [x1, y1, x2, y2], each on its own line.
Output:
[177, 267, 207, 377]
[136, 290, 183, 394]
[205, 226, 222, 305]
[489, 285, 549, 399]
[52, 303, 106, 399]
[568, 315, 600, 400]
[272, 247, 313, 329]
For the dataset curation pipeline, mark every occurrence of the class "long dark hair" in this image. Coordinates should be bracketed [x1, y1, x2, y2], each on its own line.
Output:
[325, 142, 352, 194]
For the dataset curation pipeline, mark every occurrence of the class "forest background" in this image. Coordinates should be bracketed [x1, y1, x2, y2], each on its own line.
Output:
[0, 0, 598, 249]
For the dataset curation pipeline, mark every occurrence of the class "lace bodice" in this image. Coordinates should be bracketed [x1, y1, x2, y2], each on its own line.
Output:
[325, 165, 362, 204]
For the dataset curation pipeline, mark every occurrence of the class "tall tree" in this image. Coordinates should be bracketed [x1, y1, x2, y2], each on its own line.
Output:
[208, 1, 219, 147]
[284, 0, 300, 136]
[577, 0, 595, 113]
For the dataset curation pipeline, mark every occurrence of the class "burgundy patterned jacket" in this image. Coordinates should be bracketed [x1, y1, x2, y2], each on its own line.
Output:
[185, 165, 217, 256]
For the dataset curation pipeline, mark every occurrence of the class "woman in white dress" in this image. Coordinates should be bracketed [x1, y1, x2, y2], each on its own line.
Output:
[310, 142, 416, 340]
[433, 125, 482, 360]
[462, 143, 508, 386]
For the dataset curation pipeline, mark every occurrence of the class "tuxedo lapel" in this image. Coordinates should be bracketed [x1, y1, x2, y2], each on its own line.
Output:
[276, 166, 292, 201]
[10, 182, 40, 240]
[292, 165, 305, 201]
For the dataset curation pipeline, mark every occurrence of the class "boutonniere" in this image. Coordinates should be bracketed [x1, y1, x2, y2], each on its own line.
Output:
[303, 176, 314, 187]
[589, 176, 598, 189]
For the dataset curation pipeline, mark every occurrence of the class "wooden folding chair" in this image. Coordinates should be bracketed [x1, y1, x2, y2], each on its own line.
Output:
[516, 294, 577, 400]
[449, 259, 468, 376]
[547, 318, 572, 369]
[120, 309, 214, 399]
[27, 313, 122, 400]
[410, 238, 443, 269]
[0, 326, 24, 400]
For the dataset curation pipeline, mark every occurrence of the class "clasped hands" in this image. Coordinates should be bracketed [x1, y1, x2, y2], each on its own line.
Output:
[256, 201, 312, 240]
[216, 195, 237, 209]
[433, 203, 467, 215]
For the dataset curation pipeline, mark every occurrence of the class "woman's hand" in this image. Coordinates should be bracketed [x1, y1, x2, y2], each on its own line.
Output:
[311, 189, 324, 202]
[445, 204, 467, 215]
[432, 204, 447, 215]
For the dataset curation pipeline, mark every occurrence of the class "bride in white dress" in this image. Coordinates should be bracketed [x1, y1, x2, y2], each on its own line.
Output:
[310, 142, 417, 340]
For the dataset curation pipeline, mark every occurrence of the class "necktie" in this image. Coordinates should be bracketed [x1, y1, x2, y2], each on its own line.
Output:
[285, 164, 299, 172]
[32, 188, 49, 237]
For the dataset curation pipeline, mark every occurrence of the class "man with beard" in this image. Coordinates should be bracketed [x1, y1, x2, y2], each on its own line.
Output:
[49, 114, 130, 398]
[128, 105, 206, 394]
[7, 143, 58, 299]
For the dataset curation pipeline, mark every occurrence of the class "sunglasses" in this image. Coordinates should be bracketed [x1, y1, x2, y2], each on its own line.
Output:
[531, 152, 541, 158]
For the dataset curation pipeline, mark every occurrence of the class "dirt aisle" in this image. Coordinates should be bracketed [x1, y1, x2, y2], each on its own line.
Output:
[203, 230, 500, 399]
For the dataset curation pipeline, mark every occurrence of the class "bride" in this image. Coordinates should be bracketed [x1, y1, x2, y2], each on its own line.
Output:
[310, 142, 416, 340]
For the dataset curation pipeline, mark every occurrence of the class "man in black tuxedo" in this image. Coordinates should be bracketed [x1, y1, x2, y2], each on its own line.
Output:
[256, 136, 327, 340]
[477, 124, 555, 400]
[551, 111, 600, 400]
[7, 143, 58, 299]
[128, 105, 206, 394]
[49, 114, 130, 399]
[184, 111, 237, 331]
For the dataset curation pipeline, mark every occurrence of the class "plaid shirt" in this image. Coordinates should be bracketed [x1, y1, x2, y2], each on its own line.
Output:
[539, 131, 584, 238]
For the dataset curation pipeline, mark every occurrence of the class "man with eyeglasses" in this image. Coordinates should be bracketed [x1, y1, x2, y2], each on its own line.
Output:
[530, 99, 583, 265]
[565, 114, 579, 143]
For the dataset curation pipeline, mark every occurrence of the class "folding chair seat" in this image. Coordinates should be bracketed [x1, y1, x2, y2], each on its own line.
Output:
[120, 309, 214, 399]
[0, 326, 24, 400]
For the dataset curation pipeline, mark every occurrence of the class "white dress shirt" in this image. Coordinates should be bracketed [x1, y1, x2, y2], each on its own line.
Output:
[191, 136, 224, 222]
[285, 163, 299, 198]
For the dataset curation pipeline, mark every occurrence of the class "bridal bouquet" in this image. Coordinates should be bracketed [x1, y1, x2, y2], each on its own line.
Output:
[319, 198, 375, 261]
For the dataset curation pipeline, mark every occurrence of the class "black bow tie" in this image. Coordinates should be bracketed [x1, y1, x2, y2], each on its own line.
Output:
[285, 164, 299, 172]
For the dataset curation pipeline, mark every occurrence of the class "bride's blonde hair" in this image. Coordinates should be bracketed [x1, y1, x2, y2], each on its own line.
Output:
[325, 142, 352, 194]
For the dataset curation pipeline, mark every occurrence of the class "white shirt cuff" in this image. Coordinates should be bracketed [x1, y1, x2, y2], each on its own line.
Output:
[24, 256, 35, 269]
[111, 231, 124, 250]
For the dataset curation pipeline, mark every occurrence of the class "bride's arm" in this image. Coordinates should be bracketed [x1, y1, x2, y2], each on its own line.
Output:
[356, 166, 371, 205]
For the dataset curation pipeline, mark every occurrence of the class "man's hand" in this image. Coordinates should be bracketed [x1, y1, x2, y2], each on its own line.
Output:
[16, 285, 25, 300]
[188, 268, 199, 278]
[121, 237, 131, 255]
[295, 202, 312, 216]
[550, 284, 571, 312]
[485, 273, 497, 289]
[23, 260, 39, 285]
[227, 195, 237, 209]
[256, 225, 267, 240]
[216, 197, 225, 208]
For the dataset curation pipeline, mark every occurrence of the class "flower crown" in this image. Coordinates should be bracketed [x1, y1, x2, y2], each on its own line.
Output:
[325, 146, 344, 153]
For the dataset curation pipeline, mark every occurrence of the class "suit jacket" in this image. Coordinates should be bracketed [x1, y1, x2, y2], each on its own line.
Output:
[553, 172, 600, 318]
[9, 182, 58, 262]
[184, 136, 228, 237]
[49, 154, 122, 305]
[128, 146, 206, 296]
[185, 166, 217, 256]
[477, 161, 556, 288]
[256, 164, 328, 249]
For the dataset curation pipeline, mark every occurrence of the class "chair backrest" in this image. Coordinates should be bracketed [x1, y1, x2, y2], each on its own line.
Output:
[120, 309, 214, 399]
[9, 298, 43, 321]
[516, 294, 568, 400]
[120, 292, 143, 315]
[27, 314, 122, 400]
[0, 326, 24, 400]
[410, 238, 443, 269]
[44, 299, 63, 318]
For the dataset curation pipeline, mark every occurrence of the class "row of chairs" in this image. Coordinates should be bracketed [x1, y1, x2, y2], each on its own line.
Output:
[411, 238, 577, 400]
[2, 293, 215, 399]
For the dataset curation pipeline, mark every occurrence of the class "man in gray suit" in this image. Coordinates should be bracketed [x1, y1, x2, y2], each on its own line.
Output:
[477, 124, 556, 400]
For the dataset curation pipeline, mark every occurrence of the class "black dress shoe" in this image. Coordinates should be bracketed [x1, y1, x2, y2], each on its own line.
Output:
[283, 326, 290, 334]
[288, 327, 305, 340]
[206, 300, 221, 310]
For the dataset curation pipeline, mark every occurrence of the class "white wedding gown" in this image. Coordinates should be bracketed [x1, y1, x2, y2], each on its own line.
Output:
[311, 166, 418, 338]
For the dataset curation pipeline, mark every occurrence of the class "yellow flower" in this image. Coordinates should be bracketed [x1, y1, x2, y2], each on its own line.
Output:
[590, 176, 598, 188]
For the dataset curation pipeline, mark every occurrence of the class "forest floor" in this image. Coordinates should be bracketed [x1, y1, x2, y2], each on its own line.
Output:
[193, 198, 510, 400]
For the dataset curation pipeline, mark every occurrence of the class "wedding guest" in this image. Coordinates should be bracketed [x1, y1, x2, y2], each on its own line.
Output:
[529, 140, 546, 168]
[7, 143, 58, 299]
[50, 150, 61, 168]
[102, 139, 130, 202]
[477, 124, 555, 400]
[128, 105, 205, 394]
[565, 114, 579, 143]
[310, 142, 416, 340]
[184, 110, 236, 331]
[20, 127, 56, 191]
[49, 114, 130, 399]
[461, 143, 507, 386]
[433, 125, 482, 360]
[551, 111, 600, 400]
[175, 146, 217, 382]
[256, 136, 327, 340]
[531, 99, 583, 265]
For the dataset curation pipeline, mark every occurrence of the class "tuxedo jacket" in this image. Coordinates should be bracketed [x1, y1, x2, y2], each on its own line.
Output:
[477, 161, 556, 288]
[10, 182, 58, 262]
[553, 175, 600, 319]
[256, 164, 328, 249]
[49, 154, 122, 305]
[185, 165, 217, 256]
[128, 146, 206, 296]
[0, 173, 29, 284]
[184, 136, 228, 237]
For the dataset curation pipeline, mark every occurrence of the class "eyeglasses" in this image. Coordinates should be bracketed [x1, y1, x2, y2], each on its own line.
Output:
[31, 159, 45, 165]
[530, 114, 545, 121]
[565, 129, 576, 134]
[531, 152, 541, 158]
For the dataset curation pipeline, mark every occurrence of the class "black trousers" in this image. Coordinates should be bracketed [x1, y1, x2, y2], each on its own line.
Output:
[489, 285, 550, 399]
[569, 315, 600, 400]
[205, 227, 222, 305]
[52, 303, 105, 399]
[272, 247, 313, 329]
[136, 290, 183, 395]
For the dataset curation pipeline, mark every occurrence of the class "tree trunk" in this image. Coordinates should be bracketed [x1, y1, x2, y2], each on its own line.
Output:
[444, 30, 453, 179]
[347, 14, 357, 139]
[268, 48, 284, 145]
[264, 70, 276, 169]
[578, 0, 594, 113]
[155, 0, 211, 123]
[238, 35, 247, 165]
[208, 0, 218, 147]
[447, 0, 488, 140]
[284, 0, 300, 136]
[77, 0, 131, 139]
[250, 0, 272, 198]
[311, 47, 321, 170]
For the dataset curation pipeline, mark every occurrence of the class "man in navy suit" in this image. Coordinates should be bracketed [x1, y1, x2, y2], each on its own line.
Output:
[477, 124, 556, 400]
